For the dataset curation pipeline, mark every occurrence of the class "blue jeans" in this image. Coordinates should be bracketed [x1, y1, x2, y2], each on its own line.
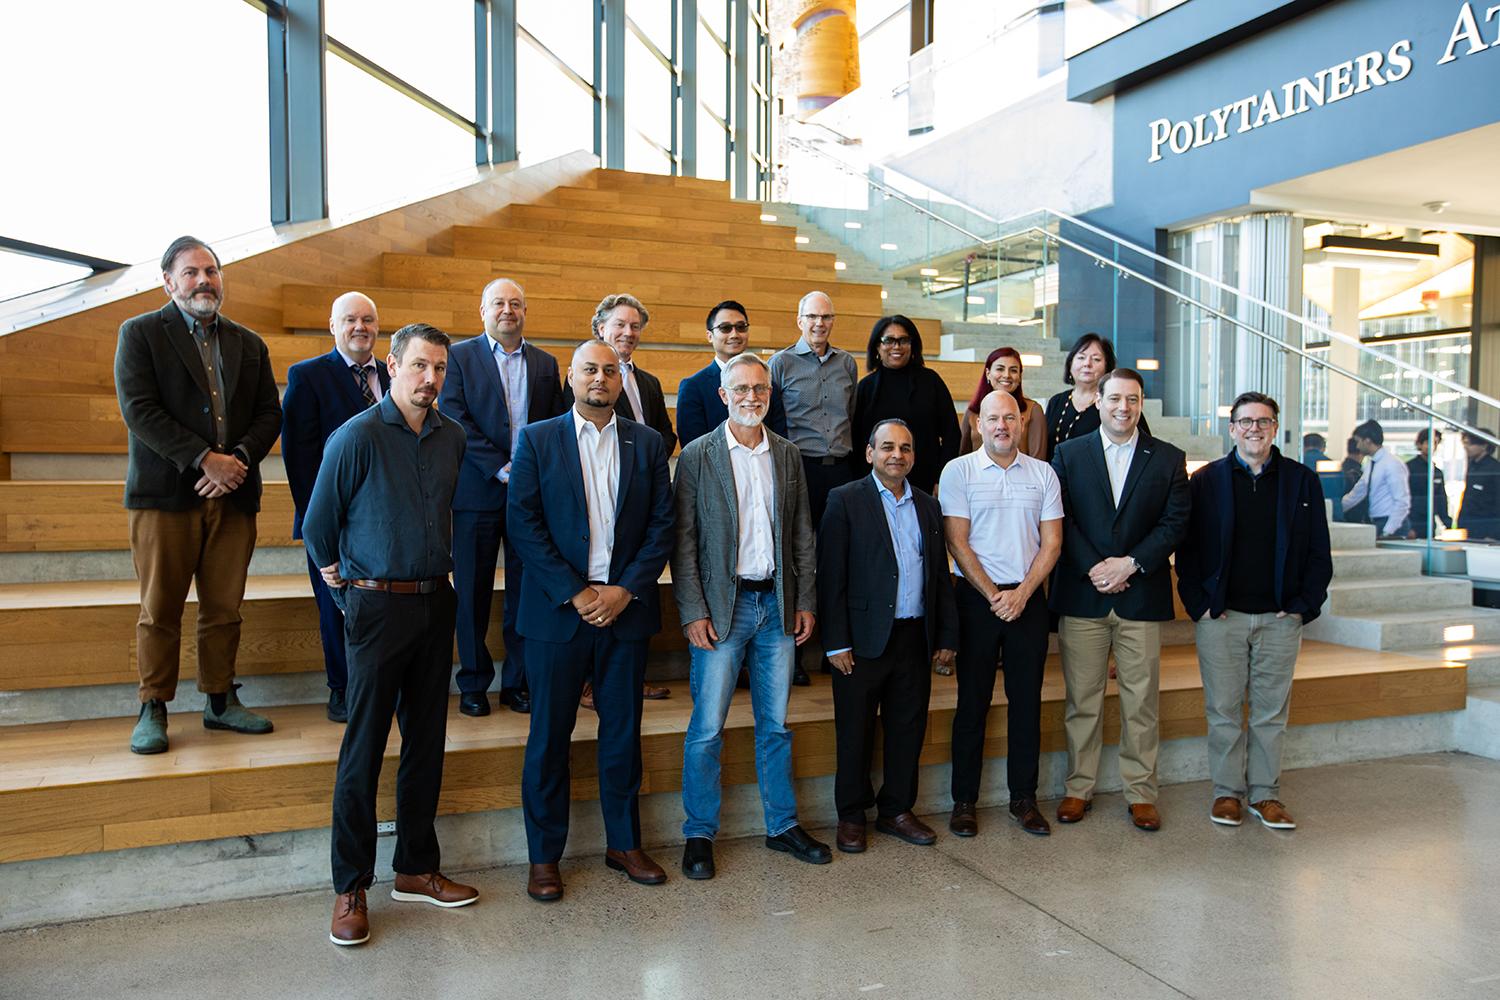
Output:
[681, 589, 798, 840]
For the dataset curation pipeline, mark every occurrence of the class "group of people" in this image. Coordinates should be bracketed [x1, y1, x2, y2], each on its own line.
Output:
[113, 236, 1334, 951]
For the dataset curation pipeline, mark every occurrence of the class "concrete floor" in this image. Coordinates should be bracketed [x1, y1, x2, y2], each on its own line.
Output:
[3, 753, 1498, 1000]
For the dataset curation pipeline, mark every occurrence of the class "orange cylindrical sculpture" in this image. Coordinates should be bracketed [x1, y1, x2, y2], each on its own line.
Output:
[792, 1, 860, 119]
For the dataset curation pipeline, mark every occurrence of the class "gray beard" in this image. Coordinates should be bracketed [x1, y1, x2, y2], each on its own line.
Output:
[179, 292, 220, 321]
[727, 408, 765, 429]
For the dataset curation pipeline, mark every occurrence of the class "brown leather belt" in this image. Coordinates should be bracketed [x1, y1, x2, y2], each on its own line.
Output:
[352, 578, 444, 594]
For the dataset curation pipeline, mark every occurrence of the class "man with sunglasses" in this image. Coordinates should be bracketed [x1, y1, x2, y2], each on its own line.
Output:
[675, 300, 788, 448]
[1176, 392, 1332, 831]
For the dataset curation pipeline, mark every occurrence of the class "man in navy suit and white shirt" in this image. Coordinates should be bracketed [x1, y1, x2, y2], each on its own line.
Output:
[506, 340, 676, 903]
[439, 278, 566, 717]
[675, 300, 788, 448]
[280, 291, 392, 723]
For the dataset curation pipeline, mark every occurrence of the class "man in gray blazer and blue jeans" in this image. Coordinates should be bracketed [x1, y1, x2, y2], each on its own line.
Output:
[673, 352, 830, 879]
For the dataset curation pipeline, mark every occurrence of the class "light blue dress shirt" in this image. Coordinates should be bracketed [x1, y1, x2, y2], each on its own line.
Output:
[1341, 445, 1411, 535]
[877, 475, 926, 620]
[490, 335, 529, 484]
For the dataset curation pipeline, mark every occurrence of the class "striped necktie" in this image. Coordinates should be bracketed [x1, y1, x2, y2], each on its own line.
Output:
[350, 364, 376, 407]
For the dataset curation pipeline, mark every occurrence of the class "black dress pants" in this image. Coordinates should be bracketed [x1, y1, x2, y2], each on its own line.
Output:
[452, 506, 528, 695]
[950, 580, 1049, 804]
[802, 453, 857, 532]
[330, 583, 457, 894]
[831, 618, 931, 821]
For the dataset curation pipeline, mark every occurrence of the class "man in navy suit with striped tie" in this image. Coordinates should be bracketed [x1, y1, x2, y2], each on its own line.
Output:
[281, 291, 391, 722]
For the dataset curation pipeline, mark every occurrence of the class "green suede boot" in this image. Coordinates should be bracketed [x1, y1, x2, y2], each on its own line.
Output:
[130, 699, 169, 755]
[203, 685, 274, 735]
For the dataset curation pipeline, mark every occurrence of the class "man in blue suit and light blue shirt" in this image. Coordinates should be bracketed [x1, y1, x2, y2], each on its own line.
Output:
[675, 299, 788, 448]
[281, 291, 391, 723]
[439, 278, 566, 717]
[507, 340, 676, 903]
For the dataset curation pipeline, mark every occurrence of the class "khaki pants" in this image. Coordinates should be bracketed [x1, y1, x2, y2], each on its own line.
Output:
[1194, 611, 1302, 802]
[1058, 612, 1161, 805]
[129, 500, 257, 703]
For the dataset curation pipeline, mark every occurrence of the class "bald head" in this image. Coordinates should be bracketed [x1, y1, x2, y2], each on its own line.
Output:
[569, 339, 622, 419]
[480, 278, 527, 345]
[797, 289, 836, 355]
[329, 291, 379, 364]
[978, 388, 1023, 463]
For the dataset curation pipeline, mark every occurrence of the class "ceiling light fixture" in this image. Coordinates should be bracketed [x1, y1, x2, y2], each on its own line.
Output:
[1319, 234, 1439, 261]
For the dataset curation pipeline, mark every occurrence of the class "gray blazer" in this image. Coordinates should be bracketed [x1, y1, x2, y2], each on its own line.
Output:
[671, 424, 817, 637]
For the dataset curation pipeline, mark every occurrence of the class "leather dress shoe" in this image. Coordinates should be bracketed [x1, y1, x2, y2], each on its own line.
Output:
[329, 889, 369, 946]
[876, 811, 937, 846]
[1128, 802, 1162, 831]
[1249, 799, 1296, 830]
[681, 837, 715, 880]
[792, 663, 811, 687]
[642, 683, 671, 700]
[391, 871, 478, 907]
[526, 863, 563, 902]
[326, 688, 348, 724]
[459, 692, 491, 717]
[1211, 796, 1243, 826]
[499, 688, 530, 714]
[1056, 797, 1092, 824]
[948, 801, 978, 837]
[765, 824, 832, 864]
[1009, 798, 1051, 836]
[605, 848, 667, 885]
[836, 820, 867, 853]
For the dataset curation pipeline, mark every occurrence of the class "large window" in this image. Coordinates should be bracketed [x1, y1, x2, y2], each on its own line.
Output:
[325, 0, 475, 118]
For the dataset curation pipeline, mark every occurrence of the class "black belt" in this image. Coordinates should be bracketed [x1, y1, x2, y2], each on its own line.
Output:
[738, 577, 774, 592]
[352, 578, 444, 594]
[813, 455, 847, 466]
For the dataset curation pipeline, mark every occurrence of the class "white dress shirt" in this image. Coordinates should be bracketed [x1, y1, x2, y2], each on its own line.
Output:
[574, 410, 620, 582]
[335, 346, 384, 402]
[939, 449, 1064, 586]
[1102, 430, 1139, 507]
[620, 359, 645, 421]
[724, 421, 776, 580]
[1342, 446, 1411, 535]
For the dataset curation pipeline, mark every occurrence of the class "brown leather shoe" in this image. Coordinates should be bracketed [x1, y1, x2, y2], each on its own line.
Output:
[1211, 797, 1243, 827]
[330, 889, 369, 946]
[836, 819, 867, 853]
[1249, 799, 1296, 830]
[391, 871, 479, 908]
[1009, 798, 1051, 836]
[527, 863, 564, 902]
[948, 802, 978, 837]
[605, 847, 667, 885]
[1056, 796, 1092, 823]
[642, 683, 671, 700]
[1128, 802, 1162, 831]
[876, 811, 937, 845]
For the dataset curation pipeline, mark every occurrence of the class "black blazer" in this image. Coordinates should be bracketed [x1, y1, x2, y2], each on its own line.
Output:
[816, 475, 959, 659]
[563, 361, 677, 455]
[1459, 454, 1500, 540]
[1049, 429, 1189, 621]
[851, 366, 960, 495]
[1175, 448, 1333, 624]
[113, 302, 282, 513]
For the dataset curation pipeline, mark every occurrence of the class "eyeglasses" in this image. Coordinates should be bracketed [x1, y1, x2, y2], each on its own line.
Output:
[712, 322, 751, 334]
[879, 336, 911, 347]
[728, 383, 771, 398]
[801, 313, 836, 323]
[1233, 417, 1277, 430]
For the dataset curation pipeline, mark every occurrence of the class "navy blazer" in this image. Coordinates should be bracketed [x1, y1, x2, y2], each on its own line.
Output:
[1176, 448, 1333, 623]
[506, 412, 675, 643]
[440, 336, 566, 511]
[281, 348, 391, 539]
[674, 359, 787, 448]
[1049, 429, 1190, 622]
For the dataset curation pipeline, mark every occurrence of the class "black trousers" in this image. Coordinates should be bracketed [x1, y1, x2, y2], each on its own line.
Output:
[832, 618, 931, 821]
[802, 453, 857, 532]
[452, 506, 527, 695]
[330, 583, 456, 894]
[950, 581, 1049, 803]
[522, 624, 649, 863]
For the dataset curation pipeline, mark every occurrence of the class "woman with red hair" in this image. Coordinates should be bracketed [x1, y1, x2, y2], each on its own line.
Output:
[960, 347, 1045, 458]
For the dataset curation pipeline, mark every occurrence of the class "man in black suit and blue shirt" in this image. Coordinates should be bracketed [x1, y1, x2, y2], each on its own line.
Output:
[439, 278, 566, 717]
[674, 300, 788, 448]
[819, 418, 957, 854]
[506, 340, 677, 903]
[1049, 368, 1189, 832]
[281, 291, 391, 722]
[1176, 392, 1332, 830]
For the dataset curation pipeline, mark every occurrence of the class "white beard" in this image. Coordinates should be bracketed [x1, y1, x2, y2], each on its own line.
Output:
[727, 407, 765, 428]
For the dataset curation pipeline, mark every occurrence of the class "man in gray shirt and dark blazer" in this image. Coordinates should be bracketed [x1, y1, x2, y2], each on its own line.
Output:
[672, 352, 829, 879]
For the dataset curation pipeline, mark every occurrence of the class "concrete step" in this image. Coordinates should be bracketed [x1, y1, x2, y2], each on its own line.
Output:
[1329, 547, 1425, 579]
[1329, 521, 1378, 549]
[1324, 576, 1472, 616]
[0, 546, 307, 585]
[1302, 605, 1500, 651]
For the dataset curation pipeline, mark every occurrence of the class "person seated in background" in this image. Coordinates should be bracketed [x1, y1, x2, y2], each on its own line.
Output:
[1339, 436, 1368, 524]
[1407, 428, 1452, 540]
[1341, 419, 1409, 538]
[960, 347, 1045, 458]
[851, 315, 960, 496]
[1458, 430, 1500, 542]
[1302, 432, 1345, 511]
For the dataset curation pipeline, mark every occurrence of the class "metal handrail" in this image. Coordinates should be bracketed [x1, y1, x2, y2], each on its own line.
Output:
[784, 134, 1500, 425]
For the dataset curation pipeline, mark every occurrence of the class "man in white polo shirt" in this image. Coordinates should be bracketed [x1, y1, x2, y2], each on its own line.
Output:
[939, 389, 1064, 837]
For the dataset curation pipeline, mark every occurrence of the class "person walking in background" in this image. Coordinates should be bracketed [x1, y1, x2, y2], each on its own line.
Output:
[1340, 419, 1409, 538]
[1459, 430, 1500, 541]
[1407, 428, 1451, 539]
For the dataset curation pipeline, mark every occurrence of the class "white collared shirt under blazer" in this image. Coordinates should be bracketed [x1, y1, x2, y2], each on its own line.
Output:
[574, 409, 620, 581]
[1102, 429, 1139, 507]
[723, 421, 776, 580]
[939, 449, 1064, 586]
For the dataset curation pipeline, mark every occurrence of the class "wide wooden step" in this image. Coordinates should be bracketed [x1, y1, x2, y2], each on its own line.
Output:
[544, 186, 772, 224]
[450, 225, 838, 273]
[0, 644, 1465, 863]
[590, 170, 734, 200]
[499, 204, 799, 250]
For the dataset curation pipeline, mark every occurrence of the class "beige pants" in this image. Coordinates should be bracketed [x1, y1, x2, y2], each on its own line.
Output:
[1058, 612, 1161, 804]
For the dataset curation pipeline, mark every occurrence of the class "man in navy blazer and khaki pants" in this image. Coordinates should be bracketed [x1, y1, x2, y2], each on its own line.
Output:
[1176, 391, 1332, 831]
[507, 340, 676, 903]
[439, 278, 565, 717]
[280, 291, 391, 722]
